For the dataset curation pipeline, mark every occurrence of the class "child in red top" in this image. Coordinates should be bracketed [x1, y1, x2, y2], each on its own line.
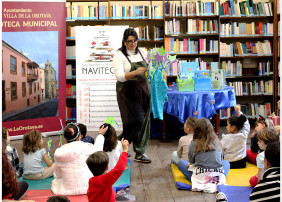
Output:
[86, 138, 129, 202]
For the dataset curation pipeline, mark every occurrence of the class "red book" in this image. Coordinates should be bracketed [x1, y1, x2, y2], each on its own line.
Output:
[258, 22, 262, 35]
[66, 84, 72, 96]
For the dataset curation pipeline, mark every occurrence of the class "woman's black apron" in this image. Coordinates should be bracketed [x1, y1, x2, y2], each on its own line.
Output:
[116, 50, 150, 154]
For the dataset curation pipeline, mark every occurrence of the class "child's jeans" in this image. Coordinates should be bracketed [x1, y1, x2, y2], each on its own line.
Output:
[177, 160, 230, 182]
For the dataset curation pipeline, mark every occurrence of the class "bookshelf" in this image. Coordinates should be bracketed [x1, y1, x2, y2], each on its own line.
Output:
[66, 0, 280, 124]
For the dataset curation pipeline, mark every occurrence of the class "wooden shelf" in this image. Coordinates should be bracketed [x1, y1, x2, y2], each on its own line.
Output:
[226, 75, 274, 79]
[220, 35, 273, 39]
[165, 15, 218, 19]
[138, 40, 164, 43]
[66, 19, 108, 22]
[220, 16, 274, 20]
[170, 53, 219, 57]
[166, 33, 219, 37]
[66, 58, 76, 61]
[236, 95, 273, 98]
[66, 97, 76, 100]
[110, 18, 163, 21]
[220, 55, 273, 59]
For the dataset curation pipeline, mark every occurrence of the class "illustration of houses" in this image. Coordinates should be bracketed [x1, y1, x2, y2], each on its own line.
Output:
[2, 40, 42, 114]
[44, 59, 57, 99]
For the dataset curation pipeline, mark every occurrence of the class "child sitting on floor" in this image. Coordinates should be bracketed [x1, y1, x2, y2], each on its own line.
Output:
[178, 118, 230, 193]
[2, 128, 22, 177]
[51, 123, 108, 195]
[86, 138, 135, 201]
[246, 116, 275, 165]
[250, 141, 280, 201]
[101, 123, 124, 172]
[2, 150, 35, 202]
[77, 123, 95, 144]
[249, 128, 279, 187]
[22, 130, 55, 180]
[221, 106, 250, 168]
[171, 116, 197, 164]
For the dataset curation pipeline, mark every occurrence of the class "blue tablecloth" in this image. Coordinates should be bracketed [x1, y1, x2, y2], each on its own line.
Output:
[163, 86, 236, 123]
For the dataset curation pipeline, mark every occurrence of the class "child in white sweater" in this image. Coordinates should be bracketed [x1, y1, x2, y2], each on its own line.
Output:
[171, 116, 197, 164]
[221, 106, 250, 168]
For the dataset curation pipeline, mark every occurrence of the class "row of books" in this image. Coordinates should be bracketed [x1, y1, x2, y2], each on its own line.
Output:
[221, 60, 272, 76]
[66, 107, 77, 121]
[221, 0, 273, 16]
[165, 59, 219, 76]
[66, 64, 76, 78]
[110, 4, 163, 19]
[134, 26, 150, 41]
[66, 46, 76, 59]
[165, 1, 219, 16]
[164, 37, 218, 54]
[220, 40, 272, 57]
[67, 4, 108, 20]
[220, 22, 273, 36]
[220, 102, 271, 118]
[66, 84, 76, 97]
[228, 80, 273, 96]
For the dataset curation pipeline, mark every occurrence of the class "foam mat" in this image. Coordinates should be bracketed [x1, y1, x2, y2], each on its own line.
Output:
[171, 162, 258, 189]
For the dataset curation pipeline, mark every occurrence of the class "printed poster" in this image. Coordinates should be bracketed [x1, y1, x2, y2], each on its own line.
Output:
[2, 0, 66, 136]
[76, 26, 128, 131]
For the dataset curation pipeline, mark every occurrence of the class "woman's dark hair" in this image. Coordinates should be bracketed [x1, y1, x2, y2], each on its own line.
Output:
[100, 123, 118, 152]
[228, 114, 247, 131]
[119, 28, 139, 56]
[86, 151, 109, 176]
[22, 130, 42, 154]
[2, 150, 19, 199]
[265, 141, 280, 167]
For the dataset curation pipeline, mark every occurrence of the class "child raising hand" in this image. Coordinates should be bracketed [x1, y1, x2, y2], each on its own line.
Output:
[86, 138, 132, 201]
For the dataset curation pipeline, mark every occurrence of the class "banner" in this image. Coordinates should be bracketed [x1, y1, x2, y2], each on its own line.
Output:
[76, 26, 128, 131]
[2, 0, 66, 136]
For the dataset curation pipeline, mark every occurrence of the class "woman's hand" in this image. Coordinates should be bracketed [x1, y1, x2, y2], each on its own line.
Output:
[135, 67, 147, 76]
[99, 125, 108, 135]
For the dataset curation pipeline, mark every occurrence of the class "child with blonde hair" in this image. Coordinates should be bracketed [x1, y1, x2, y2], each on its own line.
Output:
[171, 116, 197, 164]
[101, 123, 124, 172]
[246, 116, 275, 165]
[221, 106, 250, 168]
[178, 118, 230, 193]
[249, 128, 279, 187]
[22, 130, 54, 180]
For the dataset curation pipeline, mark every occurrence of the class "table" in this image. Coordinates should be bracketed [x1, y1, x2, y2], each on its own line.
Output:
[162, 86, 236, 141]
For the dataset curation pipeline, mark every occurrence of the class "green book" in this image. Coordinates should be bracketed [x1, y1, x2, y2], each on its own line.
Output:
[257, 3, 264, 15]
[239, 2, 245, 15]
[220, 6, 224, 15]
[245, 0, 252, 15]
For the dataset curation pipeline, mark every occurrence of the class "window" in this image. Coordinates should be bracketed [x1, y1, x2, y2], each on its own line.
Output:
[34, 82, 36, 92]
[29, 82, 32, 95]
[10, 55, 17, 74]
[22, 62, 25, 76]
[37, 82, 39, 91]
[22, 82, 26, 97]
[11, 82, 17, 101]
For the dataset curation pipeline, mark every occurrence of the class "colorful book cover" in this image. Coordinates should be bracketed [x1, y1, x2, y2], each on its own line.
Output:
[194, 70, 212, 91]
[2, 0, 66, 136]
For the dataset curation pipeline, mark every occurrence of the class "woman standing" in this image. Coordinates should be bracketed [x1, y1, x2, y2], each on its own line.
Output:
[113, 28, 151, 163]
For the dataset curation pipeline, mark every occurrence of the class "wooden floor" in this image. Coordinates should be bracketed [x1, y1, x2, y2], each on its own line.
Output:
[11, 125, 253, 202]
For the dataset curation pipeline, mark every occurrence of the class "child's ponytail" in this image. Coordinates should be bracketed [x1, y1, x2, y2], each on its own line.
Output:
[228, 114, 247, 131]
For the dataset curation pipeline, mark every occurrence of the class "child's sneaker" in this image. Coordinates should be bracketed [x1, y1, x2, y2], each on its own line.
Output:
[116, 190, 136, 201]
[216, 192, 228, 202]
